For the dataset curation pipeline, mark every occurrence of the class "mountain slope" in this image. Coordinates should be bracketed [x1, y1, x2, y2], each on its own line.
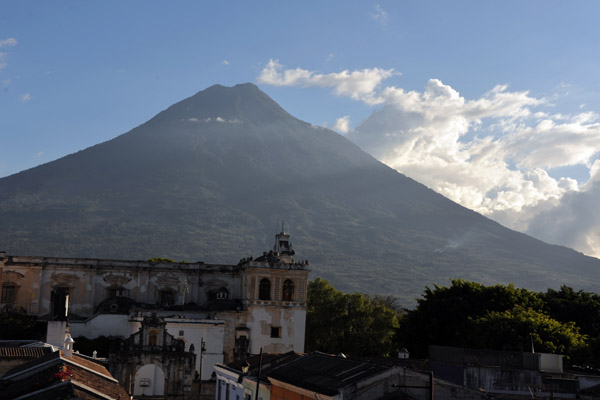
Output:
[1, 83, 599, 305]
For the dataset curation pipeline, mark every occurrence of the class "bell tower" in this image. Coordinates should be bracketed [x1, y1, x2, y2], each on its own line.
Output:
[273, 221, 295, 259]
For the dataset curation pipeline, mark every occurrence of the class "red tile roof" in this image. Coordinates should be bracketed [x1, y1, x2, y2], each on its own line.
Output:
[0, 350, 129, 400]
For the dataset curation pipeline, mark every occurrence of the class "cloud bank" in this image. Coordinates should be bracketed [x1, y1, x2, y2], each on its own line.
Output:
[258, 60, 600, 258]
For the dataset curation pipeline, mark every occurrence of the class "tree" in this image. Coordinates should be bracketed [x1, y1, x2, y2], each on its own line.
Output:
[396, 279, 544, 357]
[470, 305, 588, 356]
[305, 278, 399, 357]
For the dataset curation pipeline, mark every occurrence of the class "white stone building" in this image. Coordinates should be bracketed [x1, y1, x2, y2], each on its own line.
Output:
[0, 229, 309, 380]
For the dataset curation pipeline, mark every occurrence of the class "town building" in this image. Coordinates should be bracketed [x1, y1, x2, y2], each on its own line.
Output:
[0, 228, 310, 388]
[0, 341, 129, 400]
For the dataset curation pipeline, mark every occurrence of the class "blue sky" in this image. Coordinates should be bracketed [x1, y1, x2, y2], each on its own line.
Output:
[2, 1, 600, 257]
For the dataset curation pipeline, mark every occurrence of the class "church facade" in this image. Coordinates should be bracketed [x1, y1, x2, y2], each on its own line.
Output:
[0, 229, 309, 380]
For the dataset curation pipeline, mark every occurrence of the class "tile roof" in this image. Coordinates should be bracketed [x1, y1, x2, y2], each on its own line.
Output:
[0, 346, 50, 359]
[0, 351, 129, 400]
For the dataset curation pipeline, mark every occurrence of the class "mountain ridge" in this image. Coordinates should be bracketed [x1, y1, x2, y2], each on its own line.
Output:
[1, 83, 598, 305]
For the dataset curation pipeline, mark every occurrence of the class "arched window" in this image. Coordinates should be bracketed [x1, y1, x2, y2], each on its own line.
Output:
[282, 279, 294, 301]
[259, 278, 271, 300]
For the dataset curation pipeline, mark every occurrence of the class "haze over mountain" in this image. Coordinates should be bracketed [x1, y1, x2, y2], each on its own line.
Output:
[1, 83, 599, 305]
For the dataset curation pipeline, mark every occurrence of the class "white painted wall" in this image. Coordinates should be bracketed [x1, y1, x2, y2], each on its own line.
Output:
[214, 365, 245, 400]
[69, 314, 139, 339]
[247, 306, 305, 354]
[134, 364, 165, 397]
[46, 320, 67, 348]
[165, 318, 225, 380]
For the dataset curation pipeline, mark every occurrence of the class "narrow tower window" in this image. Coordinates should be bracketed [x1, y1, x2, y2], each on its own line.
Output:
[282, 279, 294, 301]
[259, 278, 271, 300]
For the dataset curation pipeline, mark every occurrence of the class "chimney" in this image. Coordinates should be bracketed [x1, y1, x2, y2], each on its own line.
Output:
[64, 333, 75, 358]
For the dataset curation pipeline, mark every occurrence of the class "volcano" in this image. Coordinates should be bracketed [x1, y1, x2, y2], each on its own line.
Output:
[1, 83, 598, 305]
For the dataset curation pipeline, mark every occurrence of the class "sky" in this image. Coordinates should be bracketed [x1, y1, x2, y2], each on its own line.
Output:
[2, 1, 600, 258]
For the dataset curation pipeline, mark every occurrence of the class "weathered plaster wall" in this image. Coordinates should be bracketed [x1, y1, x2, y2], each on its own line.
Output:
[246, 305, 305, 354]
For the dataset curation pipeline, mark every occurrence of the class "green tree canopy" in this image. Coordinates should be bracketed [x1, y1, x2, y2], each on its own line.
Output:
[470, 305, 588, 356]
[306, 278, 399, 357]
[397, 279, 544, 357]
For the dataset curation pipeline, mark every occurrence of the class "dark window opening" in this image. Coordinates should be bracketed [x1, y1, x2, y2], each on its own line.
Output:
[160, 290, 175, 307]
[270, 327, 281, 338]
[209, 287, 229, 301]
[51, 287, 70, 320]
[108, 286, 128, 297]
[1, 284, 16, 304]
[149, 333, 158, 346]
[259, 278, 271, 300]
[282, 279, 294, 301]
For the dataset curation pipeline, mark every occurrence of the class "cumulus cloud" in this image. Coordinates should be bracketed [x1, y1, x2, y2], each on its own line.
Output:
[0, 53, 7, 71]
[333, 116, 351, 133]
[258, 59, 396, 103]
[526, 160, 600, 257]
[222, 60, 230, 65]
[370, 4, 388, 25]
[20, 93, 31, 102]
[258, 61, 600, 257]
[0, 38, 17, 48]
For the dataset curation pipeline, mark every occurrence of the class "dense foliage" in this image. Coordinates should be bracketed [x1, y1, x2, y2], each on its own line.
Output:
[307, 278, 600, 366]
[0, 311, 45, 340]
[397, 280, 600, 366]
[306, 278, 400, 357]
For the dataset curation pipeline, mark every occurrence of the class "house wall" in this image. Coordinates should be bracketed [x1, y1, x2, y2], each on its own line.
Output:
[70, 314, 139, 339]
[163, 317, 225, 380]
[246, 306, 305, 355]
[213, 365, 246, 400]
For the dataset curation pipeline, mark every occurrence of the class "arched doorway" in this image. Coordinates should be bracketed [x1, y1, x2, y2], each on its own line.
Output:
[133, 364, 165, 397]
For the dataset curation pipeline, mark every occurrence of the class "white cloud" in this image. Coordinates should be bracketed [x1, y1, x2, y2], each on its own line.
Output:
[222, 60, 230, 65]
[326, 53, 334, 62]
[20, 93, 31, 102]
[0, 53, 6, 71]
[258, 59, 396, 103]
[370, 5, 388, 25]
[526, 159, 600, 257]
[258, 61, 600, 257]
[333, 116, 351, 133]
[0, 38, 17, 48]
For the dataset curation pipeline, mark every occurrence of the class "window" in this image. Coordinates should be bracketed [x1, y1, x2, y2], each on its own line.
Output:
[51, 287, 70, 320]
[1, 283, 16, 304]
[217, 287, 229, 300]
[108, 286, 128, 297]
[179, 330, 184, 336]
[282, 279, 294, 301]
[160, 289, 175, 307]
[149, 328, 159, 346]
[258, 278, 271, 300]
[209, 287, 229, 301]
[270, 327, 281, 338]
